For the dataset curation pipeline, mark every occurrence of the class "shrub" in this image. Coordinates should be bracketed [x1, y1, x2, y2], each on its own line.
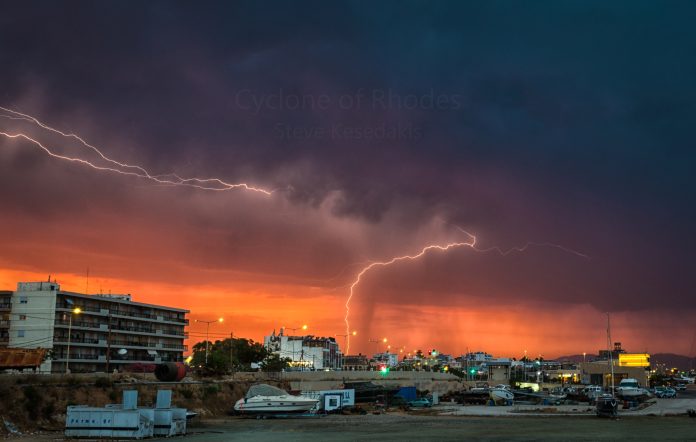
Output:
[94, 377, 113, 389]
[23, 385, 41, 420]
[180, 388, 194, 399]
[41, 402, 56, 420]
[203, 385, 220, 397]
[108, 390, 118, 402]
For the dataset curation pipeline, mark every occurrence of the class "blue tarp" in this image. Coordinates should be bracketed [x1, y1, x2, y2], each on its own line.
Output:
[395, 386, 417, 400]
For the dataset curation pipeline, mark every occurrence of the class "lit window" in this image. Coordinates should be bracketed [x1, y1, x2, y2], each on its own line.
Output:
[19, 314, 26, 320]
[17, 330, 25, 338]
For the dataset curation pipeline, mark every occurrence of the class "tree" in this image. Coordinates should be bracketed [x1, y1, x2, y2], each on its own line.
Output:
[190, 337, 268, 374]
[260, 353, 291, 372]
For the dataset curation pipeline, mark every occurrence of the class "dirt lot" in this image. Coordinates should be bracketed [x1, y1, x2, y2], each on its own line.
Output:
[9, 413, 696, 441]
[185, 414, 696, 441]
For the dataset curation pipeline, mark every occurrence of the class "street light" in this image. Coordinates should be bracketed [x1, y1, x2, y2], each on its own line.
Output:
[285, 325, 308, 366]
[287, 324, 308, 334]
[368, 338, 388, 364]
[65, 307, 82, 374]
[336, 330, 357, 354]
[196, 317, 223, 365]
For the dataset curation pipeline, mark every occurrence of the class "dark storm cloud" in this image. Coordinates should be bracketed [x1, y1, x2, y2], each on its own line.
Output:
[1, 0, 695, 319]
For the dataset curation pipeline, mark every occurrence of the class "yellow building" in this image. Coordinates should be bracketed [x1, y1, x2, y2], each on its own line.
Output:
[618, 353, 650, 367]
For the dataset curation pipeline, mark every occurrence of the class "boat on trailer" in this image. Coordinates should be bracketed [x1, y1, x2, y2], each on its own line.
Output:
[234, 384, 319, 415]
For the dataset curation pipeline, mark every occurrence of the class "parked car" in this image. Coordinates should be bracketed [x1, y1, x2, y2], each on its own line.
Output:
[654, 387, 676, 398]
[408, 398, 432, 408]
[675, 384, 687, 391]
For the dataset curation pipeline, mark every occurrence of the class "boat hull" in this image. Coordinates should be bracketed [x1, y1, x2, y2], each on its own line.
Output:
[234, 397, 318, 415]
[489, 389, 514, 402]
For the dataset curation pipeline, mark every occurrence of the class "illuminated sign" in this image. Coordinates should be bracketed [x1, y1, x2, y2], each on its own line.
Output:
[618, 353, 650, 367]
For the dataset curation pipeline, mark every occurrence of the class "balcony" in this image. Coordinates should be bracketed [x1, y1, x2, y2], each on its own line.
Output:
[57, 305, 189, 326]
[55, 319, 186, 339]
[109, 339, 157, 348]
[56, 305, 101, 314]
[161, 343, 187, 351]
[111, 310, 157, 320]
[0, 302, 11, 311]
[53, 353, 100, 361]
[54, 319, 103, 330]
[111, 324, 155, 334]
[160, 329, 187, 337]
[53, 337, 101, 345]
[108, 341, 187, 351]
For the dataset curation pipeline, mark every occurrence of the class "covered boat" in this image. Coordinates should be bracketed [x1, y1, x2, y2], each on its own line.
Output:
[234, 384, 318, 415]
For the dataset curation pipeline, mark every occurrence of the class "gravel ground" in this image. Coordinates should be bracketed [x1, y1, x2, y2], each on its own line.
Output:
[180, 414, 696, 441]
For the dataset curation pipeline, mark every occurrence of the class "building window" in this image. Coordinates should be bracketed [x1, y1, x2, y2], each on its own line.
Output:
[17, 330, 25, 338]
[19, 314, 26, 320]
[19, 296, 28, 304]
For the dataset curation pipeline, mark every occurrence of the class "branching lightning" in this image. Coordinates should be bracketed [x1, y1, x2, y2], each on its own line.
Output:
[344, 229, 588, 352]
[0, 106, 271, 194]
[1, 107, 591, 354]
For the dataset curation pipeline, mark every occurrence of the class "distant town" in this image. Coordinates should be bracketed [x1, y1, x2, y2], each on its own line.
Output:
[2, 279, 693, 389]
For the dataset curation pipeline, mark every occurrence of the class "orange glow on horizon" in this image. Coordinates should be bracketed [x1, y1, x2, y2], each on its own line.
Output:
[0, 267, 688, 358]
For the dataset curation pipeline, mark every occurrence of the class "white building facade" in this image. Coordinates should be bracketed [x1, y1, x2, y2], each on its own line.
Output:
[264, 328, 342, 370]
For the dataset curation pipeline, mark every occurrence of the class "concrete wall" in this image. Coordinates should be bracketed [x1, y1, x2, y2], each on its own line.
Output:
[278, 371, 465, 395]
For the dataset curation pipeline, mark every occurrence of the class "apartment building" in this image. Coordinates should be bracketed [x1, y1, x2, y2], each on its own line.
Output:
[0, 290, 11, 347]
[7, 281, 189, 373]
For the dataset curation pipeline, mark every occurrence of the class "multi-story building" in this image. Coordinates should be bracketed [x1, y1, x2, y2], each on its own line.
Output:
[0, 290, 11, 347]
[6, 281, 188, 373]
[342, 354, 369, 371]
[264, 328, 342, 370]
[372, 351, 399, 367]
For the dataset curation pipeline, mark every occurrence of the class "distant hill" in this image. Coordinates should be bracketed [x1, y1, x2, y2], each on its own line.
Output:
[554, 354, 599, 363]
[650, 353, 695, 371]
[555, 353, 695, 371]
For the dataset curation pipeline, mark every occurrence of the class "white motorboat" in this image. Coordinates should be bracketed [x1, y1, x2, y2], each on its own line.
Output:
[616, 378, 649, 398]
[489, 385, 514, 403]
[234, 384, 319, 415]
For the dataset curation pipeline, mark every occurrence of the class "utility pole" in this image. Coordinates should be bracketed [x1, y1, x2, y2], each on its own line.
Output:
[229, 331, 234, 374]
[66, 307, 82, 374]
[195, 318, 223, 365]
[105, 312, 112, 374]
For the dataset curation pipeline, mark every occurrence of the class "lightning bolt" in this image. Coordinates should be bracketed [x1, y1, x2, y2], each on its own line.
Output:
[344, 229, 588, 352]
[0, 106, 272, 194]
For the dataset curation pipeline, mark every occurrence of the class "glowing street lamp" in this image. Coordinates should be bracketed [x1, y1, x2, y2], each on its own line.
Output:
[287, 324, 308, 334]
[336, 330, 357, 353]
[196, 317, 224, 365]
[66, 307, 82, 373]
[286, 325, 309, 364]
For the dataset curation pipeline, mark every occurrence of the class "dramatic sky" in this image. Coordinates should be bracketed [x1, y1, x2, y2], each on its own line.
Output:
[1, 1, 694, 358]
